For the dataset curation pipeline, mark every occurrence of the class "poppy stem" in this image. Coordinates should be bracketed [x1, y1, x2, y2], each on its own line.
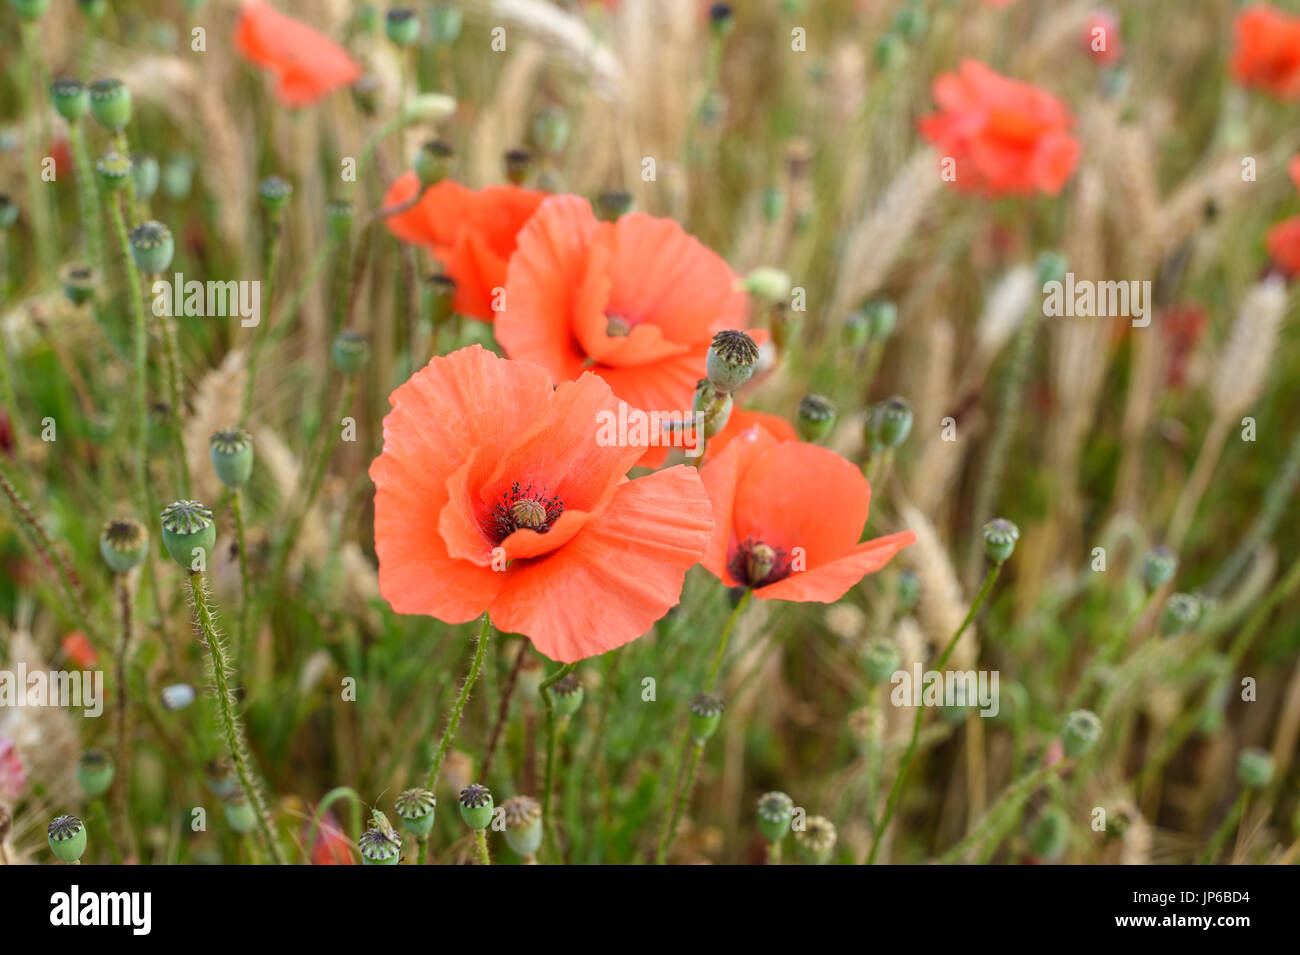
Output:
[474, 828, 491, 866]
[705, 588, 752, 691]
[424, 613, 494, 791]
[540, 661, 578, 862]
[867, 561, 1002, 864]
[108, 193, 151, 519]
[1198, 790, 1248, 864]
[481, 639, 529, 783]
[112, 574, 138, 861]
[231, 488, 251, 664]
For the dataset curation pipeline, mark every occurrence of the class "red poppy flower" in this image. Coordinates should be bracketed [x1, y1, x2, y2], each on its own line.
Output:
[369, 345, 715, 662]
[495, 195, 750, 464]
[383, 174, 546, 321]
[1082, 11, 1122, 66]
[0, 734, 25, 802]
[699, 427, 915, 601]
[61, 631, 97, 668]
[705, 408, 797, 462]
[1230, 4, 1300, 99]
[234, 0, 361, 108]
[307, 812, 356, 865]
[920, 59, 1079, 196]
[1268, 216, 1300, 275]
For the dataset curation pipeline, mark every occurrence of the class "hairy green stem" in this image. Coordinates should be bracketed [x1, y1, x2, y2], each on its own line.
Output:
[540, 660, 578, 863]
[109, 194, 150, 511]
[113, 575, 138, 861]
[231, 489, 251, 664]
[424, 614, 494, 790]
[67, 121, 104, 271]
[474, 828, 490, 866]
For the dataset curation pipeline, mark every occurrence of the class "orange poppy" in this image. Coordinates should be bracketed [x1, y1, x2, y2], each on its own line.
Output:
[1081, 11, 1122, 66]
[704, 408, 797, 462]
[382, 174, 546, 321]
[919, 59, 1079, 197]
[369, 345, 715, 662]
[699, 427, 914, 601]
[1266, 155, 1300, 275]
[61, 631, 97, 669]
[234, 0, 361, 108]
[1230, 4, 1300, 99]
[495, 195, 751, 463]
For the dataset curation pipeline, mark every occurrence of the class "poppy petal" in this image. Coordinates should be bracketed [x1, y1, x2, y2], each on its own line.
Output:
[755, 531, 916, 602]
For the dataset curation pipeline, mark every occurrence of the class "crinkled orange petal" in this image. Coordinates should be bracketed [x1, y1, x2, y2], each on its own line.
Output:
[489, 467, 715, 662]
[699, 425, 781, 583]
[706, 408, 798, 462]
[755, 532, 916, 602]
[233, 0, 360, 107]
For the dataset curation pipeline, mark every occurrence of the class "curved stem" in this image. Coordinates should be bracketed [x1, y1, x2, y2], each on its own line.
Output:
[424, 614, 494, 791]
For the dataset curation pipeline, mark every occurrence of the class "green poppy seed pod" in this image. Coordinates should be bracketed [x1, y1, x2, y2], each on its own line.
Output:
[689, 693, 724, 743]
[51, 78, 90, 122]
[325, 198, 354, 243]
[1035, 250, 1068, 286]
[531, 106, 570, 155]
[891, 3, 928, 41]
[760, 185, 785, 225]
[501, 796, 543, 859]
[1027, 806, 1069, 860]
[797, 394, 836, 443]
[59, 262, 98, 306]
[332, 330, 371, 375]
[77, 750, 115, 798]
[131, 153, 160, 200]
[95, 151, 133, 192]
[385, 7, 421, 46]
[159, 500, 216, 570]
[12, 0, 50, 20]
[1142, 546, 1178, 591]
[898, 568, 921, 614]
[1158, 592, 1201, 637]
[981, 517, 1020, 564]
[1061, 709, 1102, 758]
[77, 0, 105, 18]
[862, 637, 901, 684]
[209, 427, 254, 488]
[161, 155, 195, 200]
[874, 32, 907, 69]
[1236, 747, 1274, 790]
[595, 190, 635, 222]
[223, 796, 257, 833]
[258, 175, 293, 216]
[548, 673, 584, 717]
[842, 311, 870, 349]
[430, 2, 463, 44]
[769, 302, 799, 351]
[88, 78, 132, 131]
[415, 139, 454, 188]
[402, 92, 457, 125]
[424, 274, 457, 326]
[503, 148, 533, 185]
[0, 194, 17, 230]
[458, 783, 494, 830]
[870, 396, 913, 449]
[47, 814, 87, 863]
[99, 517, 148, 573]
[692, 378, 734, 439]
[795, 815, 836, 864]
[706, 330, 759, 393]
[128, 220, 174, 274]
[394, 787, 437, 838]
[352, 73, 384, 116]
[358, 823, 402, 864]
[756, 791, 793, 844]
[742, 267, 791, 304]
[708, 2, 734, 35]
[864, 298, 898, 340]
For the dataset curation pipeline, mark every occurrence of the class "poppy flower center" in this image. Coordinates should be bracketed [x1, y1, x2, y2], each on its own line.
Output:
[729, 538, 789, 588]
[492, 482, 564, 542]
[605, 312, 632, 337]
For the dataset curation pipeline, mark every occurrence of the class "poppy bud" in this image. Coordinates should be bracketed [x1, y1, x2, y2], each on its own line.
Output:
[1035, 250, 1068, 286]
[415, 139, 454, 188]
[1236, 747, 1274, 790]
[424, 273, 457, 325]
[769, 301, 799, 351]
[258, 175, 293, 216]
[842, 310, 870, 349]
[531, 106, 570, 155]
[595, 189, 634, 221]
[128, 220, 174, 274]
[100, 517, 148, 573]
[332, 330, 371, 375]
[548, 673, 584, 717]
[892, 3, 927, 42]
[12, 0, 50, 19]
[756, 791, 793, 844]
[981, 517, 1019, 564]
[394, 787, 437, 838]
[1027, 806, 1068, 860]
[130, 153, 159, 200]
[160, 500, 216, 570]
[51, 78, 89, 122]
[706, 330, 759, 393]
[898, 568, 921, 613]
[209, 427, 254, 489]
[1141, 546, 1177, 591]
[430, 2, 463, 44]
[864, 298, 898, 340]
[742, 266, 791, 303]
[77, 750, 114, 798]
[502, 795, 543, 859]
[1158, 592, 1200, 637]
[708, 2, 734, 35]
[162, 155, 195, 200]
[503, 148, 533, 185]
[797, 394, 836, 442]
[1061, 709, 1101, 758]
[385, 7, 421, 46]
[358, 823, 402, 864]
[689, 692, 724, 743]
[795, 815, 836, 864]
[870, 396, 913, 449]
[47, 814, 87, 863]
[59, 263, 97, 306]
[95, 151, 133, 192]
[458, 783, 493, 830]
[88, 78, 132, 131]
[223, 795, 257, 834]
[863, 637, 900, 683]
[760, 185, 785, 224]
[402, 93, 457, 124]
